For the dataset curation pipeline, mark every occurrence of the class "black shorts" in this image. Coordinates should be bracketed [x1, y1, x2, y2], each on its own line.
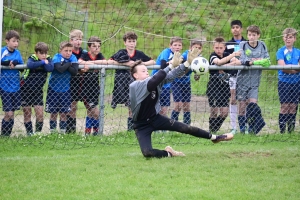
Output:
[82, 72, 100, 109]
[70, 74, 83, 102]
[206, 76, 230, 107]
[21, 86, 44, 107]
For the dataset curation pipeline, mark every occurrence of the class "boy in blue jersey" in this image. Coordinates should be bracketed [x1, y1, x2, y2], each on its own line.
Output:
[152, 36, 183, 117]
[21, 42, 54, 135]
[225, 20, 247, 134]
[237, 25, 271, 134]
[170, 39, 202, 124]
[0, 30, 24, 136]
[276, 28, 300, 133]
[45, 41, 79, 134]
[78, 36, 108, 135]
[110, 32, 155, 131]
[129, 49, 233, 158]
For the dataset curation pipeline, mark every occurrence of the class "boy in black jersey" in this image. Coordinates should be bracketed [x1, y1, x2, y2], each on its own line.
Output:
[66, 29, 87, 133]
[129, 49, 233, 158]
[110, 31, 155, 131]
[78, 36, 108, 135]
[21, 42, 54, 135]
[207, 37, 240, 133]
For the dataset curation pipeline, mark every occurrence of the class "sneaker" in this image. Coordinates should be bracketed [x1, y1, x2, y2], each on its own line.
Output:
[165, 146, 185, 157]
[230, 129, 237, 135]
[212, 133, 234, 144]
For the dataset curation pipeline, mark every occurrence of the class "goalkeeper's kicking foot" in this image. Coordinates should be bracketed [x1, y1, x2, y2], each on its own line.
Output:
[211, 133, 234, 144]
[165, 146, 185, 157]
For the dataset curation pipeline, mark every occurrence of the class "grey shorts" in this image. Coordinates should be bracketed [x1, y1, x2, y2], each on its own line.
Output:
[236, 84, 259, 101]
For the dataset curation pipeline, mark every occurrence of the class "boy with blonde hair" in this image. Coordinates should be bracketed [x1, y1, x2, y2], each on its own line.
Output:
[276, 28, 300, 133]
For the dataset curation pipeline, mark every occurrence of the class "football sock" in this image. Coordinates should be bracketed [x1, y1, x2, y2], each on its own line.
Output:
[59, 121, 67, 134]
[238, 115, 247, 133]
[66, 115, 72, 133]
[183, 112, 191, 124]
[35, 121, 43, 132]
[24, 121, 33, 135]
[127, 117, 133, 131]
[279, 113, 287, 133]
[171, 111, 180, 121]
[287, 113, 296, 133]
[215, 116, 226, 132]
[50, 120, 57, 130]
[92, 118, 99, 135]
[1, 119, 10, 136]
[230, 104, 237, 130]
[85, 117, 92, 134]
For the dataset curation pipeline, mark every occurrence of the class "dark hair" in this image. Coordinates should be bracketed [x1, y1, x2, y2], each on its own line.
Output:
[190, 38, 202, 47]
[123, 32, 138, 42]
[213, 37, 225, 44]
[170, 36, 182, 45]
[87, 36, 102, 47]
[59, 41, 73, 50]
[130, 60, 143, 80]
[5, 30, 20, 40]
[35, 42, 49, 54]
[231, 20, 242, 28]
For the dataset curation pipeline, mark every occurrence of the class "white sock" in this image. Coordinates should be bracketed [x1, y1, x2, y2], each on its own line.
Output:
[210, 135, 217, 140]
[230, 104, 238, 130]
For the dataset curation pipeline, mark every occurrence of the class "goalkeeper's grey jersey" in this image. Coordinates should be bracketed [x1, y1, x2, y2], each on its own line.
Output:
[238, 41, 270, 87]
[130, 64, 186, 121]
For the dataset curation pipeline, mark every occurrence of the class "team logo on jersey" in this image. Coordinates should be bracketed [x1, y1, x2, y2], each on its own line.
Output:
[245, 49, 252, 56]
[286, 54, 291, 61]
[151, 91, 156, 99]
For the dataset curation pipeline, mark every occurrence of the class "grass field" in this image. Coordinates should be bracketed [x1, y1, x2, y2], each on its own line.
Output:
[1, 133, 300, 200]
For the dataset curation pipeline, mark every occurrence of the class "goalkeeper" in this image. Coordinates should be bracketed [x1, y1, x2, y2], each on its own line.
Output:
[129, 48, 233, 158]
[237, 25, 271, 134]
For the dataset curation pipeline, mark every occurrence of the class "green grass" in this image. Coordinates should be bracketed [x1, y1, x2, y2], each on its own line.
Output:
[1, 134, 300, 199]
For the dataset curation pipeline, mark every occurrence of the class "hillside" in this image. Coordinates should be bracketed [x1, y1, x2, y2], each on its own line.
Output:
[2, 0, 300, 62]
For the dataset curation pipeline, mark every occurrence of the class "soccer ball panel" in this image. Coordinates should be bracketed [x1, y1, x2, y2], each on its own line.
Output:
[190, 57, 209, 75]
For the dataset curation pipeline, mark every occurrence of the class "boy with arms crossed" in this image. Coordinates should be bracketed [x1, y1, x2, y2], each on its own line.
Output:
[129, 48, 233, 158]
[276, 28, 300, 133]
[110, 31, 155, 131]
[170, 39, 202, 124]
[0, 30, 24, 136]
[78, 36, 109, 135]
[225, 20, 247, 134]
[45, 41, 79, 133]
[207, 37, 241, 133]
[153, 36, 183, 117]
[237, 25, 271, 134]
[21, 42, 54, 135]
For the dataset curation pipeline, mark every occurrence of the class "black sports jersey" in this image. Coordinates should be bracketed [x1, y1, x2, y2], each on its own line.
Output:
[72, 47, 85, 60]
[110, 49, 152, 74]
[209, 52, 231, 75]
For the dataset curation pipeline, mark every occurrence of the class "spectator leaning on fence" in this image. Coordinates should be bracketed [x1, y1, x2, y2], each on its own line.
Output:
[276, 28, 300, 134]
[129, 48, 233, 158]
[45, 41, 79, 134]
[225, 20, 247, 135]
[237, 25, 271, 134]
[21, 42, 54, 136]
[0, 30, 24, 136]
[110, 31, 155, 131]
[78, 36, 109, 136]
[67, 29, 87, 134]
[207, 37, 241, 133]
[170, 39, 202, 125]
[152, 36, 183, 118]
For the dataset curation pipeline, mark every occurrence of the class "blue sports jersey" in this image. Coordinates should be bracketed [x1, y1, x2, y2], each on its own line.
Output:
[174, 50, 192, 83]
[0, 46, 24, 92]
[277, 46, 300, 83]
[49, 53, 78, 92]
[152, 48, 174, 88]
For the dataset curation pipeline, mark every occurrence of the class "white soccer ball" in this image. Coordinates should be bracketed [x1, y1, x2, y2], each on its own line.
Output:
[190, 57, 209, 75]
